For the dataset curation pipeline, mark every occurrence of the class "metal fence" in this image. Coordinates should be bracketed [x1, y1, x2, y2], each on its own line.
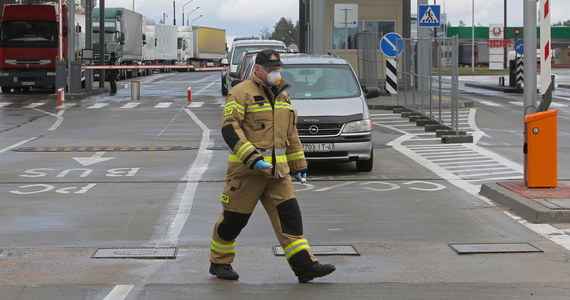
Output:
[398, 36, 460, 134]
[356, 32, 384, 90]
[357, 33, 461, 134]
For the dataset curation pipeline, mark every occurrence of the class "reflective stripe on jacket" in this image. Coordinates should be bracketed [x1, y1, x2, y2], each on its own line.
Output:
[221, 73, 307, 178]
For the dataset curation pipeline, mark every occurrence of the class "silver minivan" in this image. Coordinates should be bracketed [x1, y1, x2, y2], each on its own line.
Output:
[241, 53, 380, 171]
[220, 39, 286, 95]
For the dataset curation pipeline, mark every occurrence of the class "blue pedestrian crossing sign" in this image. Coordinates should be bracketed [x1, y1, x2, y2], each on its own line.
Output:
[418, 5, 441, 27]
[514, 40, 524, 55]
[380, 32, 404, 58]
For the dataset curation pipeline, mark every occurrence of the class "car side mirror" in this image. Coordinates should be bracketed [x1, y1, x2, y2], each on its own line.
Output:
[231, 79, 242, 87]
[364, 87, 381, 99]
[229, 71, 239, 78]
[220, 58, 229, 66]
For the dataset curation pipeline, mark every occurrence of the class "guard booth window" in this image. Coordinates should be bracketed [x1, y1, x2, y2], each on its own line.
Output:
[332, 20, 395, 50]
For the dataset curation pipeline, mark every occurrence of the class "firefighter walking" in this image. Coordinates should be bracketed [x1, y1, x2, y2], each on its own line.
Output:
[209, 49, 335, 283]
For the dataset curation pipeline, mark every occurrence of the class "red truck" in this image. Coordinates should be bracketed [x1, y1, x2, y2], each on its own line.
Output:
[0, 3, 68, 93]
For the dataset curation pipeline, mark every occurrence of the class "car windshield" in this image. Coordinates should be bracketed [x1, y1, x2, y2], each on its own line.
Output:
[282, 64, 361, 99]
[0, 20, 57, 46]
[232, 45, 285, 65]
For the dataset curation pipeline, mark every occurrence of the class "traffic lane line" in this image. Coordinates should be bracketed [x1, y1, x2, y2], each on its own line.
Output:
[100, 77, 216, 300]
[0, 137, 40, 155]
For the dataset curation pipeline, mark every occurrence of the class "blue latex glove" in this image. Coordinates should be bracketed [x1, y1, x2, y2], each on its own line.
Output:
[253, 159, 273, 170]
[294, 171, 307, 183]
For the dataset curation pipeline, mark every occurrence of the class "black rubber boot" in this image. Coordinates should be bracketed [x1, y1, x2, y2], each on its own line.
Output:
[209, 262, 239, 280]
[297, 262, 335, 283]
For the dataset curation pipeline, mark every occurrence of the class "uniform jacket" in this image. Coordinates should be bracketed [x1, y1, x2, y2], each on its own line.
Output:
[221, 73, 307, 179]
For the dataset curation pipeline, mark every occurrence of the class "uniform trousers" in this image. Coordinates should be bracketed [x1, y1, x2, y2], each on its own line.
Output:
[210, 174, 317, 275]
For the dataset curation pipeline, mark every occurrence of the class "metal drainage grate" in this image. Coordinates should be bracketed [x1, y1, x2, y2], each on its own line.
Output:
[273, 245, 360, 256]
[449, 243, 543, 255]
[92, 247, 178, 259]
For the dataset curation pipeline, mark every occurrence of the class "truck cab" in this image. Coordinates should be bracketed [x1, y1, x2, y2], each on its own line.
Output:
[0, 4, 66, 93]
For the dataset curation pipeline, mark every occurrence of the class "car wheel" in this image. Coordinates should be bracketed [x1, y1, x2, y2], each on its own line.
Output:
[356, 149, 373, 172]
[221, 76, 228, 96]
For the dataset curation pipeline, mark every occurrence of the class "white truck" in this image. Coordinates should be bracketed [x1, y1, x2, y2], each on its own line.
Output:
[142, 18, 177, 75]
[176, 26, 194, 71]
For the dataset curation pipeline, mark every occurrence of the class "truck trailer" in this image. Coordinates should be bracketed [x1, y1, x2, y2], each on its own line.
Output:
[93, 7, 143, 79]
[142, 18, 177, 75]
[177, 26, 226, 68]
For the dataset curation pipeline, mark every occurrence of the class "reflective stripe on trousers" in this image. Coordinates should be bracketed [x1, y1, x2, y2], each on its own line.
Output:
[283, 239, 311, 259]
[211, 239, 236, 254]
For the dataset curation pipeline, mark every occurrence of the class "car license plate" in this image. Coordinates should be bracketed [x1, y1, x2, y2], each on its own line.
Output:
[21, 82, 35, 86]
[303, 143, 334, 152]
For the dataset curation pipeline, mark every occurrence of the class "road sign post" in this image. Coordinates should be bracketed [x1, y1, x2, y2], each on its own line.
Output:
[381, 33, 403, 96]
[334, 4, 358, 59]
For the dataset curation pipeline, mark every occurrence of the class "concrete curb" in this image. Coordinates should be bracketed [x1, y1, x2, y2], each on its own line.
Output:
[367, 101, 474, 111]
[480, 182, 570, 223]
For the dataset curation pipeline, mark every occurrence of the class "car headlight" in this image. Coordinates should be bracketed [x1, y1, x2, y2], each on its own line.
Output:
[342, 119, 372, 133]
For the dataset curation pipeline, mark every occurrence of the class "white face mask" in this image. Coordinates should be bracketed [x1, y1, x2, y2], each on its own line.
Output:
[261, 67, 282, 86]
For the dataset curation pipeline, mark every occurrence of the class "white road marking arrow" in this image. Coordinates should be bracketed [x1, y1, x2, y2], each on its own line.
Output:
[73, 151, 115, 166]
[383, 36, 397, 51]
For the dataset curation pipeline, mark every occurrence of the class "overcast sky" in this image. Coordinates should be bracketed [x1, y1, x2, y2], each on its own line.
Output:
[101, 0, 570, 42]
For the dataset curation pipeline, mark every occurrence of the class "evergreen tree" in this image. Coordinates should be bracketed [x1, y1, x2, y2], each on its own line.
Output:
[269, 17, 298, 46]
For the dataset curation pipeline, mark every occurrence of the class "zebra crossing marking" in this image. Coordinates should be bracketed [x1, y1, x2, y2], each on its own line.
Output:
[24, 103, 46, 108]
[0, 102, 12, 108]
[154, 102, 172, 109]
[188, 102, 204, 108]
[56, 103, 77, 110]
[121, 102, 141, 109]
[87, 103, 109, 109]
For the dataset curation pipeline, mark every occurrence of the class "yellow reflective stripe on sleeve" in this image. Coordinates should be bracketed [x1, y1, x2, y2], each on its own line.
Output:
[224, 101, 245, 114]
[283, 239, 310, 259]
[228, 154, 241, 162]
[275, 101, 293, 110]
[286, 151, 305, 161]
[236, 142, 254, 160]
[263, 155, 287, 164]
[211, 239, 236, 254]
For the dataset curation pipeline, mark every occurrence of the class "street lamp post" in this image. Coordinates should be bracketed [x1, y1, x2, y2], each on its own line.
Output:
[471, 0, 475, 72]
[187, 7, 200, 26]
[191, 14, 203, 27]
[182, 0, 194, 28]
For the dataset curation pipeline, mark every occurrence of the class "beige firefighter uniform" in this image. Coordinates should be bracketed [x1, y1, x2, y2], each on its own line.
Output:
[210, 73, 318, 275]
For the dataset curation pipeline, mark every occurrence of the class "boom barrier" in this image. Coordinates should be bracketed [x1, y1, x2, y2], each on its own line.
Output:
[82, 65, 227, 72]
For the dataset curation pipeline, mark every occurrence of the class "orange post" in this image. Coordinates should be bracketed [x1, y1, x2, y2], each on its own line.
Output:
[524, 110, 557, 187]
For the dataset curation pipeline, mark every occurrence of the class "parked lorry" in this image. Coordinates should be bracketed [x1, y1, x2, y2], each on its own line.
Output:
[0, 3, 84, 93]
[458, 43, 490, 67]
[177, 26, 226, 68]
[142, 18, 177, 75]
[93, 7, 143, 79]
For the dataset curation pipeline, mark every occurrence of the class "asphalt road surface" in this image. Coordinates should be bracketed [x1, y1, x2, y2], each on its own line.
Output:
[1, 71, 569, 299]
